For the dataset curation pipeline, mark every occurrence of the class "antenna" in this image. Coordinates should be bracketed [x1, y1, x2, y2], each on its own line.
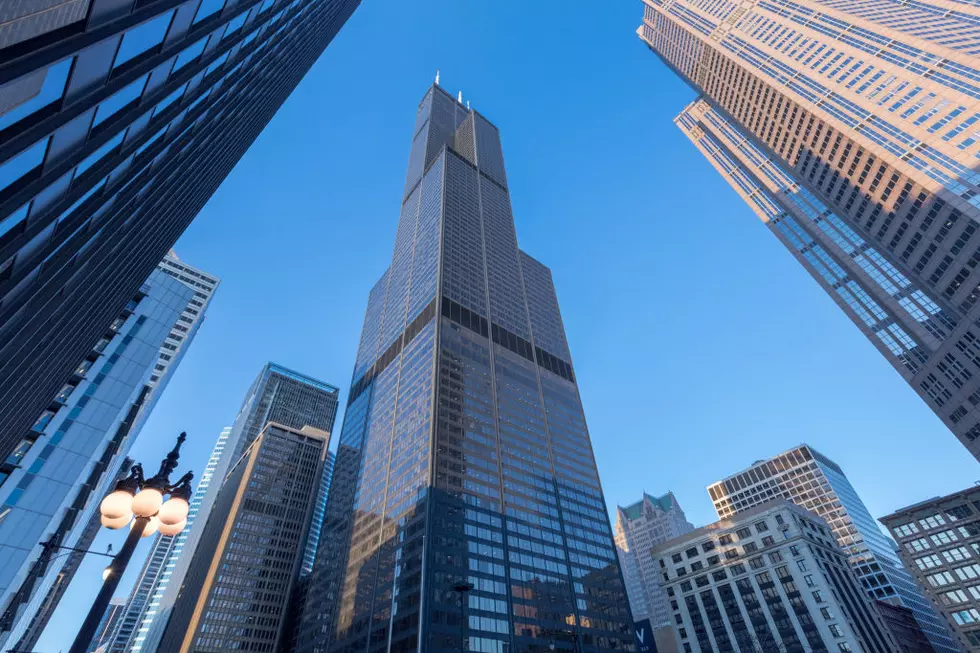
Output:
[466, 100, 471, 110]
[457, 91, 463, 103]
[435, 70, 440, 86]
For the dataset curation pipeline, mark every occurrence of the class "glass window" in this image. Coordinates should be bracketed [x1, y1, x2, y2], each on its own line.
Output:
[0, 203, 29, 239]
[93, 74, 149, 128]
[172, 38, 207, 74]
[152, 83, 187, 119]
[76, 131, 125, 178]
[0, 59, 74, 133]
[193, 0, 227, 25]
[0, 137, 49, 194]
[114, 10, 175, 68]
[222, 11, 249, 40]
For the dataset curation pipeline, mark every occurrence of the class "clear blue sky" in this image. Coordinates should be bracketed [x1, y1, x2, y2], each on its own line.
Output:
[39, 0, 979, 648]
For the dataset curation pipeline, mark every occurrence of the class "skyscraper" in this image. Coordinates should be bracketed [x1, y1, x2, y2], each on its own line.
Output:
[132, 363, 339, 653]
[881, 486, 980, 652]
[614, 492, 695, 630]
[0, 0, 361, 466]
[652, 500, 897, 653]
[708, 444, 957, 652]
[89, 598, 127, 653]
[155, 422, 330, 652]
[296, 83, 634, 653]
[638, 0, 980, 460]
[0, 254, 215, 649]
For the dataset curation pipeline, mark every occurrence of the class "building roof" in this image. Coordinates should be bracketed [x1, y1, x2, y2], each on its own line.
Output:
[707, 443, 844, 492]
[618, 491, 678, 520]
[880, 484, 980, 523]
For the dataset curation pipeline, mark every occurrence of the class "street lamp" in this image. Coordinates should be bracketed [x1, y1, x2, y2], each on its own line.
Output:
[452, 580, 474, 652]
[68, 432, 194, 653]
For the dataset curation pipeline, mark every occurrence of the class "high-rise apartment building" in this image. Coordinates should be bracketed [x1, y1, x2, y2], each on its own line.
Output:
[638, 0, 980, 460]
[652, 501, 897, 653]
[0, 0, 360, 467]
[133, 363, 338, 653]
[708, 444, 956, 652]
[0, 254, 215, 649]
[89, 598, 127, 653]
[155, 422, 330, 652]
[615, 492, 695, 631]
[296, 83, 634, 653]
[881, 486, 980, 652]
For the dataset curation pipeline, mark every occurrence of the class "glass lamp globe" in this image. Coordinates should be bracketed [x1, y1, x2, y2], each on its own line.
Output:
[131, 487, 163, 517]
[158, 518, 187, 536]
[134, 515, 160, 538]
[101, 513, 131, 529]
[158, 497, 189, 526]
[100, 489, 134, 520]
[102, 566, 113, 581]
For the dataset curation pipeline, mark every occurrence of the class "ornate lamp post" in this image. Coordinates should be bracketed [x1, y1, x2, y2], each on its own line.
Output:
[68, 432, 194, 653]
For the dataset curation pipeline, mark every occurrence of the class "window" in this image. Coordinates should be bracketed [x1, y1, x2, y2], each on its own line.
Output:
[712, 570, 727, 581]
[762, 536, 775, 546]
[906, 537, 931, 552]
[956, 563, 980, 581]
[812, 591, 825, 603]
[749, 557, 765, 570]
[719, 534, 733, 545]
[725, 549, 739, 560]
[829, 624, 843, 637]
[672, 553, 683, 564]
[797, 560, 808, 572]
[820, 607, 833, 620]
[755, 521, 770, 533]
[920, 514, 947, 529]
[695, 575, 709, 587]
[702, 541, 716, 553]
[193, 0, 227, 24]
[730, 563, 746, 576]
[707, 555, 720, 566]
[943, 546, 971, 563]
[75, 131, 124, 178]
[680, 581, 692, 592]
[790, 545, 801, 557]
[737, 528, 752, 539]
[838, 644, 853, 652]
[947, 505, 973, 521]
[172, 38, 207, 74]
[775, 514, 785, 525]
[769, 551, 783, 563]
[916, 554, 943, 570]
[686, 547, 699, 559]
[894, 522, 919, 537]
[93, 75, 149, 128]
[0, 137, 49, 194]
[931, 530, 958, 546]
[804, 574, 816, 587]
[690, 561, 703, 572]
[953, 608, 980, 625]
[927, 571, 956, 587]
[114, 10, 175, 68]
[744, 542, 758, 553]
[0, 58, 74, 133]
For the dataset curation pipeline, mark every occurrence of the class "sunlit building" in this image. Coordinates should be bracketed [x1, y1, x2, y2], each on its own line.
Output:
[638, 0, 980, 460]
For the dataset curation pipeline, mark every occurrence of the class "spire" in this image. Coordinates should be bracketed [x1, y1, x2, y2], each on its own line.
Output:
[434, 69, 440, 86]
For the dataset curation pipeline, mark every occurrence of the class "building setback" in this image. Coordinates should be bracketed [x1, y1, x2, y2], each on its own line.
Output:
[130, 363, 339, 653]
[615, 492, 695, 630]
[154, 422, 330, 652]
[708, 444, 956, 652]
[653, 500, 897, 653]
[638, 0, 980, 461]
[0, 254, 215, 650]
[0, 0, 360, 467]
[296, 83, 634, 653]
[881, 486, 980, 652]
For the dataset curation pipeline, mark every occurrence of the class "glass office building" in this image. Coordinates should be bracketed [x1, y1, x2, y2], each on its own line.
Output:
[638, 0, 980, 461]
[296, 84, 634, 653]
[708, 444, 957, 652]
[0, 0, 360, 467]
[132, 363, 339, 653]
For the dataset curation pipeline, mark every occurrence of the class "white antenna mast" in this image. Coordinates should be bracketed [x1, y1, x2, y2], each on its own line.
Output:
[434, 70, 440, 86]
[457, 91, 463, 103]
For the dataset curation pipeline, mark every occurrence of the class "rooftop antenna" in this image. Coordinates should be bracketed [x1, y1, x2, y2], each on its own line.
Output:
[466, 100, 471, 110]
[435, 70, 440, 86]
[457, 90, 463, 103]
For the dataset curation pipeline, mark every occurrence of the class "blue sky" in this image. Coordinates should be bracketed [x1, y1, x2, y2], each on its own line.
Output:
[40, 0, 979, 647]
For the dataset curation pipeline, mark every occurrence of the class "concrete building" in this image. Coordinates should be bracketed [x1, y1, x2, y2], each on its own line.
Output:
[155, 422, 330, 652]
[708, 444, 956, 652]
[0, 254, 215, 649]
[615, 492, 695, 631]
[0, 0, 360, 471]
[652, 500, 896, 653]
[132, 363, 339, 653]
[638, 0, 980, 461]
[881, 486, 980, 651]
[296, 83, 634, 653]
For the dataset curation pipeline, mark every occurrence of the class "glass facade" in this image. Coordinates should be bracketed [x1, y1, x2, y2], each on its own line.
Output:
[708, 445, 958, 652]
[0, 0, 361, 470]
[133, 363, 339, 653]
[297, 85, 633, 653]
[638, 0, 980, 461]
[0, 260, 208, 650]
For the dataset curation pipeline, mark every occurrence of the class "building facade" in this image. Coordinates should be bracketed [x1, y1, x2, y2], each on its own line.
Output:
[638, 0, 980, 461]
[615, 492, 695, 629]
[155, 422, 330, 652]
[90, 598, 127, 653]
[708, 444, 956, 652]
[132, 363, 339, 653]
[0, 255, 215, 649]
[881, 486, 980, 652]
[0, 0, 360, 467]
[653, 501, 897, 653]
[296, 84, 634, 653]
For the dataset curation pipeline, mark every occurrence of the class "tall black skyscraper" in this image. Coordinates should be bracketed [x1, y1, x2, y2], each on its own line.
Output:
[296, 84, 634, 653]
[0, 0, 360, 462]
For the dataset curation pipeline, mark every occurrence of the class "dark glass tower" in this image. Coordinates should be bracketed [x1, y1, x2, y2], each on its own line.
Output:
[0, 0, 360, 463]
[297, 84, 634, 653]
